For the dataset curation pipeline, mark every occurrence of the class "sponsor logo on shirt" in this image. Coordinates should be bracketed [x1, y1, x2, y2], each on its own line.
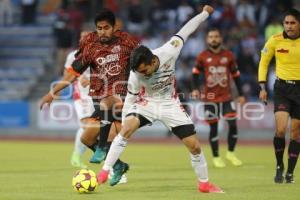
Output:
[111, 45, 121, 53]
[152, 76, 175, 91]
[96, 54, 119, 65]
[95, 54, 121, 77]
[207, 66, 228, 87]
[276, 48, 289, 53]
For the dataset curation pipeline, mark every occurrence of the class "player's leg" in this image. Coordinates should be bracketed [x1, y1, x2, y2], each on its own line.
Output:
[171, 125, 223, 193]
[89, 110, 114, 163]
[80, 118, 101, 151]
[273, 80, 291, 183]
[106, 121, 128, 184]
[273, 111, 289, 183]
[97, 113, 151, 185]
[285, 109, 300, 183]
[90, 96, 124, 163]
[205, 102, 225, 168]
[80, 100, 104, 151]
[164, 99, 223, 193]
[71, 98, 94, 168]
[222, 101, 242, 166]
[71, 127, 87, 168]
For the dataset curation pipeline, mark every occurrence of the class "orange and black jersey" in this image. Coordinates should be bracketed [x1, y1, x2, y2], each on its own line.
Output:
[192, 49, 241, 102]
[67, 31, 139, 99]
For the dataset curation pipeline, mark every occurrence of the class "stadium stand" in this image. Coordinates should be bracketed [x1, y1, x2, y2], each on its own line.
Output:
[0, 25, 55, 100]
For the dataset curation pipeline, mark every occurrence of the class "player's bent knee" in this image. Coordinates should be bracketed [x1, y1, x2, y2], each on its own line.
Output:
[171, 124, 196, 139]
[80, 136, 91, 146]
[275, 128, 287, 137]
[120, 125, 136, 138]
[189, 143, 201, 154]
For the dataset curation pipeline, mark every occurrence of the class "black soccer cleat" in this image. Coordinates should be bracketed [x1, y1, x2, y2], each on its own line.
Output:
[285, 173, 295, 184]
[274, 165, 284, 183]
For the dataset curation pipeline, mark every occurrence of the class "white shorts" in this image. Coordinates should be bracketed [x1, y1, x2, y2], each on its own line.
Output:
[74, 96, 95, 120]
[127, 98, 193, 130]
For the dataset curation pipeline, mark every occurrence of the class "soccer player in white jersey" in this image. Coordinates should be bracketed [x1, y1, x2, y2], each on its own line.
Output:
[64, 50, 93, 168]
[97, 5, 223, 193]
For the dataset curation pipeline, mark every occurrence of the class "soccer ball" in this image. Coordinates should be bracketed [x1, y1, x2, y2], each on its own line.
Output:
[72, 169, 98, 193]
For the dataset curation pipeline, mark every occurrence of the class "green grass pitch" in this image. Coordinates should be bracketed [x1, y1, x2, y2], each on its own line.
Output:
[0, 141, 299, 200]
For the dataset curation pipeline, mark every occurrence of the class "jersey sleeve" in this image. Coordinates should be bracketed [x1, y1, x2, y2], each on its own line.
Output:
[258, 37, 275, 82]
[228, 51, 240, 78]
[159, 36, 184, 57]
[192, 53, 204, 75]
[68, 33, 95, 76]
[64, 51, 76, 69]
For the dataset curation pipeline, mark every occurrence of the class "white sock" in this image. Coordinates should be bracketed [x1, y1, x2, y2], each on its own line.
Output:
[190, 152, 209, 182]
[74, 128, 87, 155]
[103, 134, 128, 171]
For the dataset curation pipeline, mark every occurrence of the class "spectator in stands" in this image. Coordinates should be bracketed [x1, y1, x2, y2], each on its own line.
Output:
[53, 9, 73, 76]
[66, 2, 84, 47]
[177, 0, 194, 26]
[127, 0, 145, 35]
[0, 0, 14, 26]
[21, 0, 38, 25]
[236, 0, 255, 27]
[264, 16, 283, 40]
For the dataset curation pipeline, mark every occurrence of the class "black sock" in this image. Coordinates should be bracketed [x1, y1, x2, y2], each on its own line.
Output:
[209, 123, 219, 157]
[273, 136, 285, 168]
[87, 142, 98, 152]
[98, 123, 112, 148]
[287, 139, 300, 174]
[228, 121, 238, 152]
[98, 110, 114, 148]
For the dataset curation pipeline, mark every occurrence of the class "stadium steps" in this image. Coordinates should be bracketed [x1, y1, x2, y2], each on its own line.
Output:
[0, 25, 56, 100]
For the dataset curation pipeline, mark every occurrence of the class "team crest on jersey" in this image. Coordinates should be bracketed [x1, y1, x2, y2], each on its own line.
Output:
[220, 57, 228, 64]
[206, 57, 212, 63]
[171, 40, 180, 48]
[261, 47, 268, 53]
[111, 45, 121, 53]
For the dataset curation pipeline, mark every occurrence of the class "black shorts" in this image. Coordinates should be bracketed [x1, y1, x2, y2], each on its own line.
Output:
[126, 113, 196, 140]
[204, 101, 236, 123]
[90, 99, 121, 122]
[273, 79, 300, 119]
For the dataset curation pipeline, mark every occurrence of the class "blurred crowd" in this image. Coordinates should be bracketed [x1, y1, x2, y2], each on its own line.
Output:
[1, 0, 299, 100]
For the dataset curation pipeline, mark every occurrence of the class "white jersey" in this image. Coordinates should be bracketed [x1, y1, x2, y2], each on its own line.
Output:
[127, 36, 184, 101]
[65, 50, 94, 120]
[64, 50, 90, 98]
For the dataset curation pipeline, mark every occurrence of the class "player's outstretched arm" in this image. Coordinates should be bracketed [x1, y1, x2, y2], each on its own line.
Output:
[39, 70, 77, 110]
[176, 5, 214, 42]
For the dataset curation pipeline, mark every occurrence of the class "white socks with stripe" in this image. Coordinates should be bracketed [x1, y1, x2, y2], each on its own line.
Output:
[190, 152, 209, 182]
[103, 134, 128, 171]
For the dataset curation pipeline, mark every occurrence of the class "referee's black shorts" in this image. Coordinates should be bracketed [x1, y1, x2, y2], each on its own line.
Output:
[273, 78, 300, 119]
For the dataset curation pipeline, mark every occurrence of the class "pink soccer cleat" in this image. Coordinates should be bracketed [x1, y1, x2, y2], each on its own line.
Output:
[97, 169, 109, 184]
[198, 181, 224, 193]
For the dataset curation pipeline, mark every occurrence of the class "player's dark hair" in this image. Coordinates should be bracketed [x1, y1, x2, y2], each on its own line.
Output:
[284, 8, 300, 23]
[130, 45, 153, 72]
[94, 9, 116, 26]
[206, 27, 221, 35]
